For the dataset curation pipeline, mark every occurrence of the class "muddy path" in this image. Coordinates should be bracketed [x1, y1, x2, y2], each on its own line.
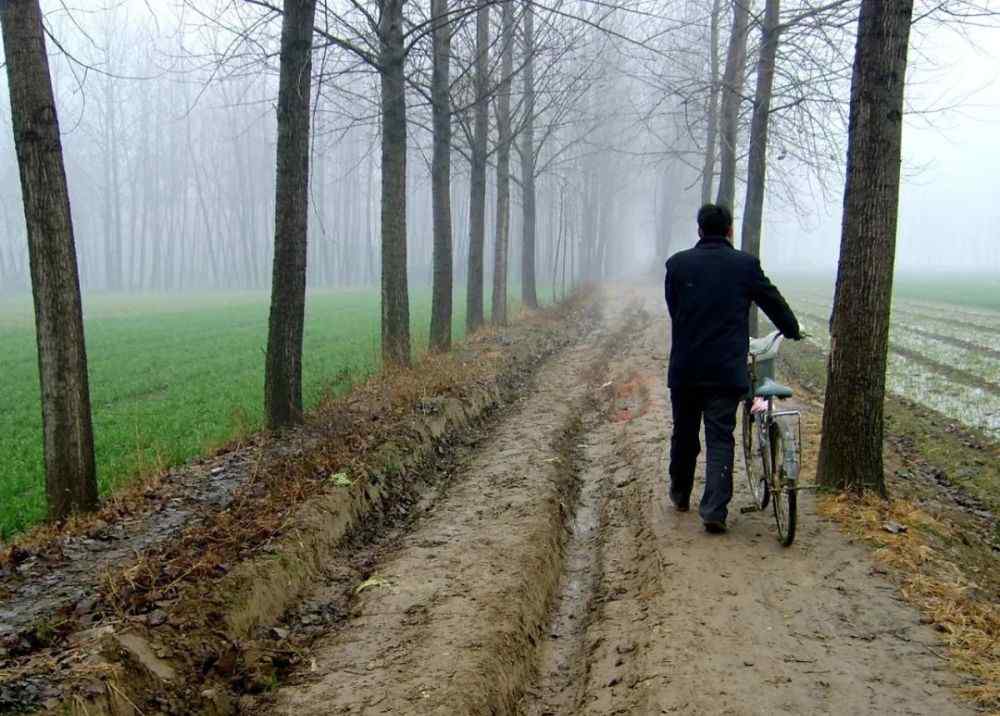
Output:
[261, 287, 975, 716]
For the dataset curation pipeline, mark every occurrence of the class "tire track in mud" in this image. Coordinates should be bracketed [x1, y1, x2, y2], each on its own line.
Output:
[520, 288, 975, 716]
[263, 295, 649, 715]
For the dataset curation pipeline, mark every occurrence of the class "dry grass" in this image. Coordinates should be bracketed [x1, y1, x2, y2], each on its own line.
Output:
[818, 493, 1000, 709]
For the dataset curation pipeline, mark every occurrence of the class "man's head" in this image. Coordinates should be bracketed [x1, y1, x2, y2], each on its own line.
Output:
[697, 203, 733, 240]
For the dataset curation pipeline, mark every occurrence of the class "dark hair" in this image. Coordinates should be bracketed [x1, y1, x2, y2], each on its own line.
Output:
[697, 203, 732, 236]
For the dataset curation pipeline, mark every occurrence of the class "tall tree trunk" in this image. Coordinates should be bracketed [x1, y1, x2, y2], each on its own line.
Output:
[491, 0, 515, 325]
[816, 0, 914, 496]
[429, 0, 453, 351]
[102, 76, 123, 292]
[265, 0, 316, 429]
[700, 0, 723, 204]
[366, 147, 377, 285]
[1, 0, 98, 521]
[740, 0, 780, 338]
[520, 0, 538, 309]
[716, 0, 752, 210]
[466, 2, 489, 333]
[380, 0, 411, 366]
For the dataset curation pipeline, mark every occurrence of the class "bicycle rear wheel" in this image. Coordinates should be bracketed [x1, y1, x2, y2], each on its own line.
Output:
[769, 421, 797, 547]
[741, 402, 769, 509]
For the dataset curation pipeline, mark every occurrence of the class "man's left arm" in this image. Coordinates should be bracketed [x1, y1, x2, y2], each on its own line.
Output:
[664, 261, 677, 320]
[750, 260, 801, 339]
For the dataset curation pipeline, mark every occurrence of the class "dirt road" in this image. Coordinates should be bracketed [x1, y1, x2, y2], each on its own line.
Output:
[261, 287, 973, 715]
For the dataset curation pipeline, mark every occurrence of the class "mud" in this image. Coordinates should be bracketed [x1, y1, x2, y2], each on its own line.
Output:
[263, 287, 975, 716]
[264, 299, 646, 714]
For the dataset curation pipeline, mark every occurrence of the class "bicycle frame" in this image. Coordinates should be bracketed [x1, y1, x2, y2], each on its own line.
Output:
[747, 357, 801, 487]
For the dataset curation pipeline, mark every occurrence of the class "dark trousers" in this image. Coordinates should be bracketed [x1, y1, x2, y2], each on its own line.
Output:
[669, 388, 741, 523]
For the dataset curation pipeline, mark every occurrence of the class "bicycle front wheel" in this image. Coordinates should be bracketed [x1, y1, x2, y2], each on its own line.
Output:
[769, 420, 797, 547]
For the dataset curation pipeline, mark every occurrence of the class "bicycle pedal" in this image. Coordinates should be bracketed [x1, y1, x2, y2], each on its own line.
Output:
[740, 505, 760, 514]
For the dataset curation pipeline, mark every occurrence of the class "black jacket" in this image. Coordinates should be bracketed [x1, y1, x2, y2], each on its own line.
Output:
[664, 235, 800, 392]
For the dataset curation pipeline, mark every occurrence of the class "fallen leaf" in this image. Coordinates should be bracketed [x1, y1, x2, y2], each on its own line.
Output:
[331, 472, 353, 487]
[355, 576, 389, 594]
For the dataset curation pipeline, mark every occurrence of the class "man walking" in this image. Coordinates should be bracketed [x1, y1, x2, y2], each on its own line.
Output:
[664, 204, 801, 533]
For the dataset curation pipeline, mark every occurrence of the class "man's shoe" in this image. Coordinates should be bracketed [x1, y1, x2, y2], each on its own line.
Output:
[703, 520, 727, 534]
[670, 495, 690, 512]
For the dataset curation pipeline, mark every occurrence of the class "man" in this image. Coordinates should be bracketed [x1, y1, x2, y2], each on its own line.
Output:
[664, 204, 801, 533]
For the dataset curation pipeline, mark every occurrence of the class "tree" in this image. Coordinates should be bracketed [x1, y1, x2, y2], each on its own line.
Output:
[520, 0, 539, 309]
[465, 2, 490, 333]
[265, 0, 317, 429]
[715, 0, 751, 209]
[816, 0, 915, 496]
[380, 0, 411, 366]
[1, 0, 98, 520]
[491, 0, 515, 326]
[700, 0, 723, 205]
[429, 0, 454, 351]
[739, 0, 780, 338]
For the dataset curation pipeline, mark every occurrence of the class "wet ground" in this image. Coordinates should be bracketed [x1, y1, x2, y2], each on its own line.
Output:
[258, 287, 974, 715]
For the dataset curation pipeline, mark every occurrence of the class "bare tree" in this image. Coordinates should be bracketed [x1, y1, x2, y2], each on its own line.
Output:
[430, 0, 454, 351]
[740, 0, 780, 337]
[817, 0, 915, 496]
[465, 2, 490, 333]
[716, 0, 752, 209]
[380, 0, 411, 365]
[520, 0, 539, 309]
[1, 0, 98, 520]
[700, 0, 723, 204]
[491, 0, 515, 326]
[265, 0, 317, 428]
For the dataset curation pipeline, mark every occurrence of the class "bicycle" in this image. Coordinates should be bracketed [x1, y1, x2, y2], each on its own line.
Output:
[741, 331, 802, 546]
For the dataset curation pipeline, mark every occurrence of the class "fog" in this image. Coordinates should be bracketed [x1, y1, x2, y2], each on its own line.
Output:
[1, 0, 998, 300]
[761, 19, 1000, 276]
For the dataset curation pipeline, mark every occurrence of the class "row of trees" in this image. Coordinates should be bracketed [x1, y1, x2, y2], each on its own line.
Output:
[1, 0, 985, 518]
[1, 0, 650, 519]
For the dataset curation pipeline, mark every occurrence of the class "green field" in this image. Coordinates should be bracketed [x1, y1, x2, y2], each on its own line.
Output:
[0, 288, 521, 539]
[775, 273, 1000, 313]
[892, 274, 1000, 312]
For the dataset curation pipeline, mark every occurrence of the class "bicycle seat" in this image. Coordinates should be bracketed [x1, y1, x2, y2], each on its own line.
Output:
[755, 378, 794, 399]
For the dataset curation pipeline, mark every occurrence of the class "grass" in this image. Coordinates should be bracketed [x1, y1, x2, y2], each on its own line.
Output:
[0, 287, 527, 539]
[817, 493, 1000, 710]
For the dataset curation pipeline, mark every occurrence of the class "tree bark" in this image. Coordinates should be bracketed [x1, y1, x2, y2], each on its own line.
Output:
[466, 2, 489, 333]
[1, 0, 98, 521]
[740, 0, 780, 338]
[429, 0, 453, 351]
[716, 0, 752, 210]
[491, 0, 514, 325]
[816, 0, 914, 496]
[520, 0, 538, 309]
[700, 0, 723, 205]
[380, 0, 411, 365]
[265, 0, 316, 429]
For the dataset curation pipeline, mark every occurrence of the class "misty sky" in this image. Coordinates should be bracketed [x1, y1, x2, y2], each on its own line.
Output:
[762, 19, 1000, 276]
[2, 1, 998, 292]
